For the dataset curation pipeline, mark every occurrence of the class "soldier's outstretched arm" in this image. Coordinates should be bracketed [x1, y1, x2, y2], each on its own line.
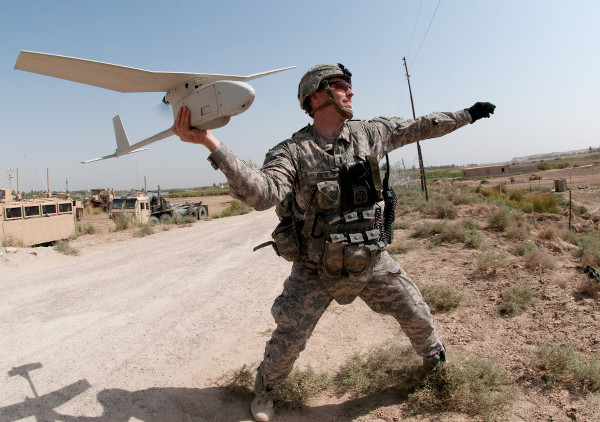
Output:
[370, 101, 496, 156]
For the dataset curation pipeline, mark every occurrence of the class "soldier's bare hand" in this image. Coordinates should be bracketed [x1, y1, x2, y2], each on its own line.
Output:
[173, 107, 221, 152]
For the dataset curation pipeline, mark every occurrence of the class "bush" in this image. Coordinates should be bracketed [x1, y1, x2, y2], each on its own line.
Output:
[477, 249, 509, 275]
[524, 248, 554, 272]
[275, 366, 331, 409]
[497, 283, 534, 316]
[533, 343, 600, 392]
[514, 241, 536, 256]
[508, 189, 523, 202]
[527, 192, 559, 213]
[420, 285, 464, 313]
[411, 220, 483, 249]
[409, 353, 518, 421]
[537, 222, 561, 240]
[2, 234, 25, 247]
[335, 343, 422, 397]
[387, 241, 417, 255]
[76, 224, 95, 236]
[53, 240, 79, 255]
[112, 213, 135, 231]
[575, 234, 600, 266]
[214, 199, 253, 218]
[133, 223, 154, 237]
[524, 248, 555, 271]
[487, 206, 511, 231]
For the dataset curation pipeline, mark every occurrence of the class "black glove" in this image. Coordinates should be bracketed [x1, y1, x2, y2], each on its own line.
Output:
[467, 102, 496, 123]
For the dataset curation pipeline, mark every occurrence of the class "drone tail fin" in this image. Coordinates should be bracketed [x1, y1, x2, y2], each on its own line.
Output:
[112, 115, 130, 154]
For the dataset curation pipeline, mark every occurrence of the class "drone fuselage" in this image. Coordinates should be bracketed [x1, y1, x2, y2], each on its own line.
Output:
[164, 80, 255, 131]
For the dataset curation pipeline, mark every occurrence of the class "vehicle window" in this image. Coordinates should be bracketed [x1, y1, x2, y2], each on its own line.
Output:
[5, 207, 22, 219]
[0, 190, 5, 199]
[59, 202, 72, 213]
[42, 204, 57, 215]
[25, 205, 41, 217]
[112, 199, 125, 209]
[125, 199, 137, 209]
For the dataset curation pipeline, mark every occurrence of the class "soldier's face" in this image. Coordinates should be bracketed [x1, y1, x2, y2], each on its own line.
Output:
[312, 78, 354, 113]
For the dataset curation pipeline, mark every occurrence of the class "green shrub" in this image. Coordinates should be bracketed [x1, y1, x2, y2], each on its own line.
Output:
[53, 240, 79, 255]
[2, 234, 25, 247]
[487, 206, 511, 231]
[76, 224, 95, 236]
[424, 199, 458, 219]
[533, 344, 600, 392]
[411, 220, 483, 249]
[421, 285, 464, 313]
[275, 366, 331, 409]
[477, 249, 509, 275]
[112, 213, 135, 231]
[214, 199, 253, 218]
[497, 283, 534, 316]
[508, 189, 523, 202]
[514, 241, 536, 256]
[527, 192, 559, 213]
[524, 248, 555, 271]
[409, 353, 518, 421]
[335, 343, 422, 397]
[387, 241, 417, 255]
[133, 223, 154, 237]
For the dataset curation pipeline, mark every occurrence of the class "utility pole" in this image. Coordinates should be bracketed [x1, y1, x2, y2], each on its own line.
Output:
[402, 57, 428, 200]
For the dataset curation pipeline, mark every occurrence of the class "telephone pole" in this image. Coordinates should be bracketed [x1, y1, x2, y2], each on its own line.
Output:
[402, 57, 428, 200]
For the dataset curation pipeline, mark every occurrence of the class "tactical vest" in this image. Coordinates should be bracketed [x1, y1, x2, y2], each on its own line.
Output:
[266, 121, 389, 304]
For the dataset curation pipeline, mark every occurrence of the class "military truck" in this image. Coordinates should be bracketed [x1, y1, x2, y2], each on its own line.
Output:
[108, 189, 208, 225]
[108, 192, 151, 223]
[149, 188, 208, 223]
[86, 188, 114, 210]
[0, 187, 81, 246]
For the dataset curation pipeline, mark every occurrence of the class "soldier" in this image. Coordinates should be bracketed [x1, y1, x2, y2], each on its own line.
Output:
[173, 63, 495, 421]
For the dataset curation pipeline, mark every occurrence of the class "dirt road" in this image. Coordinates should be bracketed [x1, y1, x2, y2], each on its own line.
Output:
[0, 210, 405, 421]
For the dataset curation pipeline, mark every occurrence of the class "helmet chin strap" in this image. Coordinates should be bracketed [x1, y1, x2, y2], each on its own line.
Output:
[310, 81, 353, 120]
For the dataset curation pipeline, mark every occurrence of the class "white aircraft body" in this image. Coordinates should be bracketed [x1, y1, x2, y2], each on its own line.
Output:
[14, 50, 295, 163]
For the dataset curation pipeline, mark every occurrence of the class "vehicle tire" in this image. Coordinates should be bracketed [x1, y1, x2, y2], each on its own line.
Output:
[149, 216, 160, 225]
[198, 206, 208, 219]
[188, 208, 198, 219]
[160, 213, 171, 223]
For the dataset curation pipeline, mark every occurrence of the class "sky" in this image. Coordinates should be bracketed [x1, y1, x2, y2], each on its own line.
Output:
[1, 0, 599, 192]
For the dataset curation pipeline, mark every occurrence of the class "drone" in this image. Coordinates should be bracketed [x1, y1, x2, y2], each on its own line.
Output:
[14, 51, 296, 163]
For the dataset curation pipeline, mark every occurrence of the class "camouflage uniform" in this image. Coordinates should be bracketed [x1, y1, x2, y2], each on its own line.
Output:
[207, 110, 471, 392]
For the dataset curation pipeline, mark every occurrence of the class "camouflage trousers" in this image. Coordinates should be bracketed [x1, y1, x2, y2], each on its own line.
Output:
[254, 251, 443, 393]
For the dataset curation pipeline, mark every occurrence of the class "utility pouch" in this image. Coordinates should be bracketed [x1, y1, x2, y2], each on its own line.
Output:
[271, 217, 302, 262]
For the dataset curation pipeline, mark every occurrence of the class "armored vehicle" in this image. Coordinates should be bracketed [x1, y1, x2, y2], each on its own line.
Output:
[108, 192, 151, 223]
[0, 187, 80, 246]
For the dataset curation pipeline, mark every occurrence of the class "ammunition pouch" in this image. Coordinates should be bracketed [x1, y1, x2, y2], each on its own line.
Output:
[309, 208, 385, 304]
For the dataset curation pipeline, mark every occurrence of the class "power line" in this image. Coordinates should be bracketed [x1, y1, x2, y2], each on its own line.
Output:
[406, 0, 425, 56]
[409, 0, 441, 67]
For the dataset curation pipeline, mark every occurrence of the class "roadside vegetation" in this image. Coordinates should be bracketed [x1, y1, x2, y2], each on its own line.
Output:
[212, 199, 253, 218]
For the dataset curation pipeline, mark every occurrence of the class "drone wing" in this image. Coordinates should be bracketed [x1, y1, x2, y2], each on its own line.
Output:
[15, 50, 296, 93]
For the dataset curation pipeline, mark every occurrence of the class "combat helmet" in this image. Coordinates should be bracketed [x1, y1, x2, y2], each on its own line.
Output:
[297, 63, 352, 117]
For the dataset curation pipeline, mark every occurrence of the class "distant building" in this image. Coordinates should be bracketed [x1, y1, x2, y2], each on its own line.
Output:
[461, 163, 537, 178]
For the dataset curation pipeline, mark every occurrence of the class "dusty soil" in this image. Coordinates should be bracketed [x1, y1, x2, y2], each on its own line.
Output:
[1, 166, 600, 421]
